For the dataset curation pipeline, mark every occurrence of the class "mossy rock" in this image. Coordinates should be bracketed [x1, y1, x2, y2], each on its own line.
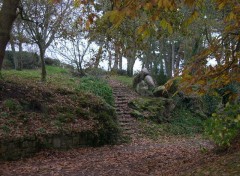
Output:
[128, 97, 175, 123]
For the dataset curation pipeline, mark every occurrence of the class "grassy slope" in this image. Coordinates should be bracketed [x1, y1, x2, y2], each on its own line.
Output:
[0, 67, 119, 145]
[2, 66, 80, 90]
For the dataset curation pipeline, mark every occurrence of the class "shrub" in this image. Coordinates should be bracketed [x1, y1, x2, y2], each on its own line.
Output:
[205, 104, 240, 148]
[77, 76, 114, 106]
[3, 50, 39, 69]
[45, 57, 61, 66]
[165, 108, 204, 135]
[152, 68, 168, 86]
[84, 68, 106, 77]
[116, 69, 127, 76]
[202, 93, 222, 116]
[1, 99, 23, 112]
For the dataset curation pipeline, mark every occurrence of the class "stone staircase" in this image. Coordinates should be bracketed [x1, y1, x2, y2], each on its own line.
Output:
[109, 80, 139, 136]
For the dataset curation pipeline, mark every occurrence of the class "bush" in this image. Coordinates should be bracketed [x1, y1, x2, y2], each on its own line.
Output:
[77, 76, 114, 106]
[165, 108, 204, 135]
[3, 50, 39, 69]
[45, 57, 61, 66]
[205, 104, 240, 148]
[202, 93, 222, 116]
[116, 69, 127, 76]
[84, 68, 106, 77]
[152, 68, 168, 86]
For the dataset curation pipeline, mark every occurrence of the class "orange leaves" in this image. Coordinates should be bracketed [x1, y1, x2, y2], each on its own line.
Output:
[184, 0, 195, 7]
[216, 0, 228, 10]
[144, 3, 153, 11]
[225, 11, 237, 21]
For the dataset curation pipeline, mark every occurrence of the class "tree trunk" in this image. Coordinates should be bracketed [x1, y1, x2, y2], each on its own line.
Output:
[18, 42, 23, 70]
[113, 42, 120, 70]
[108, 50, 112, 71]
[119, 50, 122, 70]
[94, 45, 103, 68]
[127, 58, 135, 76]
[39, 45, 47, 82]
[0, 0, 20, 74]
[9, 37, 18, 70]
[171, 42, 175, 76]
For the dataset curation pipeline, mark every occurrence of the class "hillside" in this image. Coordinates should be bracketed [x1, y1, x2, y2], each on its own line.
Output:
[0, 67, 120, 160]
[0, 68, 239, 175]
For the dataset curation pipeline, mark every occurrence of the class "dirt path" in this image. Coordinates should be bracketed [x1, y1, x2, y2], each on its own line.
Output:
[0, 79, 215, 176]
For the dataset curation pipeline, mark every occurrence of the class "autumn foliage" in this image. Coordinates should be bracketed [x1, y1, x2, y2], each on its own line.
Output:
[102, 0, 239, 101]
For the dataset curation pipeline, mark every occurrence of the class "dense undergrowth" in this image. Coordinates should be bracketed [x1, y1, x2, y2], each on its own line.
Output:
[0, 67, 119, 146]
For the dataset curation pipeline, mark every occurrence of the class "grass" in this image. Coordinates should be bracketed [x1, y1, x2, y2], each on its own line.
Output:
[111, 75, 133, 87]
[2, 66, 80, 90]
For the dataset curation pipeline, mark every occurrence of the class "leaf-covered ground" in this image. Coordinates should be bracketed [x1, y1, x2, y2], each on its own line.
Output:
[0, 79, 97, 140]
[0, 135, 215, 176]
[1, 73, 239, 175]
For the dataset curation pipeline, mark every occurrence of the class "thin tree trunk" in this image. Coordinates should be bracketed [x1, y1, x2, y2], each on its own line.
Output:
[0, 0, 20, 74]
[108, 50, 112, 71]
[119, 49, 122, 70]
[39, 45, 47, 82]
[171, 42, 175, 76]
[10, 37, 18, 70]
[18, 42, 23, 70]
[113, 42, 120, 70]
[94, 45, 103, 68]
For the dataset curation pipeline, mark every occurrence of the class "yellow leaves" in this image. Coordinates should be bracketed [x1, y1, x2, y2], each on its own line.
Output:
[104, 10, 125, 28]
[218, 2, 226, 10]
[157, 0, 175, 11]
[225, 12, 237, 21]
[183, 10, 199, 27]
[137, 25, 151, 39]
[73, 0, 93, 7]
[160, 19, 173, 34]
[184, 0, 195, 7]
[73, 0, 81, 7]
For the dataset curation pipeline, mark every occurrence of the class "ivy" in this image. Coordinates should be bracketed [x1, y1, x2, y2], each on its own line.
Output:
[205, 104, 240, 148]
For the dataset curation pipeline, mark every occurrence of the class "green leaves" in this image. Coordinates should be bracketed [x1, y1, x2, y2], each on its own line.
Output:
[205, 104, 240, 148]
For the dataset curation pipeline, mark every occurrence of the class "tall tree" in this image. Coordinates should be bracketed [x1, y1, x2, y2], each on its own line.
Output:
[0, 0, 20, 75]
[22, 0, 72, 81]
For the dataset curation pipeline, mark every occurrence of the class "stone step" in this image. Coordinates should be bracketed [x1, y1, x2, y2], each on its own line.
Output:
[117, 114, 132, 118]
[116, 109, 131, 113]
[115, 101, 129, 104]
